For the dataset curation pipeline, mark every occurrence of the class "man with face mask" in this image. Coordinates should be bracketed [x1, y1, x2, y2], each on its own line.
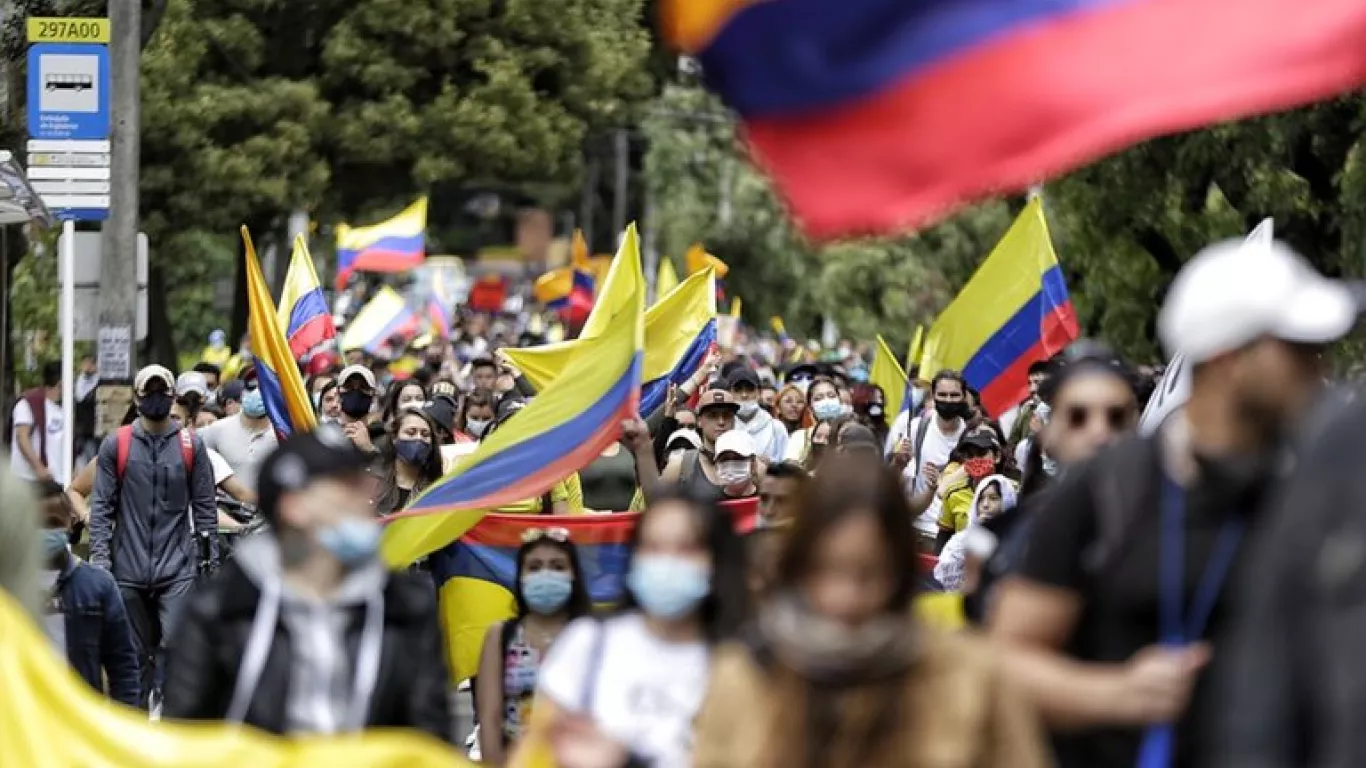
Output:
[88, 364, 217, 710]
[336, 364, 380, 456]
[713, 430, 760, 500]
[199, 375, 278, 494]
[727, 368, 788, 464]
[630, 389, 742, 503]
[164, 426, 451, 739]
[888, 370, 970, 537]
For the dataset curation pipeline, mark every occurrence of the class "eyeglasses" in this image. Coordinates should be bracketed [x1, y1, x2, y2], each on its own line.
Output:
[521, 527, 570, 544]
[1062, 403, 1135, 432]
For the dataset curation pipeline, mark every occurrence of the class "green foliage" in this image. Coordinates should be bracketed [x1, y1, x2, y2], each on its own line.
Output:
[643, 84, 1366, 365]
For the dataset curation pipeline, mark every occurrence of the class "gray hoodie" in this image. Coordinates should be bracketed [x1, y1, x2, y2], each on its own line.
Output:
[229, 535, 387, 734]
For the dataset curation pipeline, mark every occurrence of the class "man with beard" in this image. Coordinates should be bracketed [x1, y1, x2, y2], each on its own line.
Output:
[989, 237, 1354, 768]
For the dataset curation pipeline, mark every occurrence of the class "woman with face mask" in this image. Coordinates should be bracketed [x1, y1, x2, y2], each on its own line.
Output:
[691, 457, 1047, 767]
[458, 389, 497, 441]
[476, 528, 592, 766]
[783, 378, 844, 465]
[374, 411, 445, 516]
[528, 487, 749, 768]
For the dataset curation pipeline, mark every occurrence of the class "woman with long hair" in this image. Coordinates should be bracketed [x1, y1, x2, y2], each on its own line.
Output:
[774, 384, 811, 436]
[692, 456, 1047, 767]
[373, 409, 445, 516]
[529, 486, 749, 767]
[784, 378, 845, 465]
[476, 528, 593, 766]
[381, 379, 428, 424]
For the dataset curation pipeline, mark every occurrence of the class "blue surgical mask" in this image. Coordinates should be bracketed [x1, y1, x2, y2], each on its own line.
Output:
[242, 389, 267, 418]
[317, 519, 382, 567]
[42, 529, 69, 559]
[521, 571, 573, 615]
[812, 399, 843, 422]
[395, 438, 432, 466]
[627, 554, 711, 619]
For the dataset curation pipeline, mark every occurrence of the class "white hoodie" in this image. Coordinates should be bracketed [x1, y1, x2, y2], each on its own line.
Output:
[934, 475, 1017, 592]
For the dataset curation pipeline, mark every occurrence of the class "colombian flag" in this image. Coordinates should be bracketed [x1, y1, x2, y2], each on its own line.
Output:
[380, 227, 647, 567]
[533, 266, 596, 324]
[243, 228, 317, 437]
[870, 335, 909, 419]
[505, 268, 717, 418]
[919, 199, 1077, 417]
[335, 198, 427, 289]
[339, 286, 420, 355]
[664, 0, 1366, 239]
[277, 234, 335, 364]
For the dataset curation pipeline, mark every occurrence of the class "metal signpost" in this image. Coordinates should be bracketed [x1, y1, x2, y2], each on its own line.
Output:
[26, 18, 111, 484]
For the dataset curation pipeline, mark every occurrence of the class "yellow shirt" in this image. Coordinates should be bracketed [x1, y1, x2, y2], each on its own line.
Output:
[492, 473, 584, 515]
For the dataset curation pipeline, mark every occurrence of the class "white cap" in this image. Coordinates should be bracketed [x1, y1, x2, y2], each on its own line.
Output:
[714, 430, 757, 459]
[176, 371, 209, 398]
[1159, 238, 1356, 363]
[134, 365, 176, 395]
[338, 364, 377, 391]
[665, 428, 702, 451]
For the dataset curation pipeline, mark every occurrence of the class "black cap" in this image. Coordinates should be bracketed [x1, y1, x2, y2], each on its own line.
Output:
[727, 367, 761, 390]
[220, 380, 247, 404]
[960, 431, 999, 452]
[785, 363, 819, 383]
[424, 394, 458, 435]
[258, 425, 371, 522]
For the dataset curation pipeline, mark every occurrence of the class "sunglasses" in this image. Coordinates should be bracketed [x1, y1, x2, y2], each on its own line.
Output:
[1062, 403, 1135, 432]
[521, 526, 570, 544]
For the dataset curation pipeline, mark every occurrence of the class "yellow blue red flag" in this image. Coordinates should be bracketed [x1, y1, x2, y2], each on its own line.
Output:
[504, 267, 717, 417]
[277, 235, 335, 364]
[380, 226, 647, 567]
[243, 227, 317, 437]
[335, 197, 427, 289]
[339, 286, 420, 354]
[919, 199, 1078, 416]
[870, 335, 908, 418]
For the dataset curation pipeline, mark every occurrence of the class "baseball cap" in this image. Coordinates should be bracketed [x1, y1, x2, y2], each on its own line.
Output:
[960, 431, 1000, 453]
[220, 379, 247, 405]
[134, 365, 175, 395]
[1159, 237, 1356, 363]
[257, 425, 371, 522]
[176, 371, 210, 399]
[338, 364, 377, 391]
[785, 363, 819, 383]
[423, 395, 458, 435]
[665, 428, 702, 452]
[714, 430, 757, 459]
[697, 388, 740, 415]
[727, 368, 761, 391]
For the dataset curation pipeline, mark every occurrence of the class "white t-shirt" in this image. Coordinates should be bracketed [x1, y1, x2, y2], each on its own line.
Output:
[10, 397, 67, 484]
[207, 447, 234, 487]
[538, 614, 709, 768]
[200, 414, 277, 492]
[899, 415, 966, 535]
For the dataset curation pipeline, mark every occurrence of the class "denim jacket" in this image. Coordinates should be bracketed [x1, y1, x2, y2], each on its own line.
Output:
[50, 552, 140, 705]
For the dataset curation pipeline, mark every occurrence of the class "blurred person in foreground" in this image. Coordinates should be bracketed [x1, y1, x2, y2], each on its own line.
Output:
[692, 456, 1046, 767]
[989, 237, 1352, 768]
[522, 487, 749, 768]
[35, 479, 140, 705]
[0, 463, 43, 618]
[163, 426, 451, 739]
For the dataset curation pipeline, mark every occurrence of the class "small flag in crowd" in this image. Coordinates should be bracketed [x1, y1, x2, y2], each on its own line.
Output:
[334, 197, 427, 289]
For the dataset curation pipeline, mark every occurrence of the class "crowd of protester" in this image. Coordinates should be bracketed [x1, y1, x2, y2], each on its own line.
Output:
[6, 233, 1366, 767]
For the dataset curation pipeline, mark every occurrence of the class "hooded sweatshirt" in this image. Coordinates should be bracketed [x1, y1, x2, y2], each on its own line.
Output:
[934, 475, 1018, 592]
[231, 535, 388, 735]
[735, 405, 789, 464]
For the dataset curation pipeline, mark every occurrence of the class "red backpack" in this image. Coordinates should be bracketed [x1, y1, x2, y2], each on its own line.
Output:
[115, 425, 195, 480]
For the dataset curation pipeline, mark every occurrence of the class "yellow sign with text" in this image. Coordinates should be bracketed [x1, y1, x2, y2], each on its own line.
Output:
[26, 17, 109, 44]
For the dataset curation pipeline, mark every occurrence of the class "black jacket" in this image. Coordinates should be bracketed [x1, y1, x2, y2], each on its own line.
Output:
[162, 557, 452, 741]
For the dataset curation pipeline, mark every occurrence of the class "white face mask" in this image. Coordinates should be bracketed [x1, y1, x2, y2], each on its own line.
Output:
[737, 401, 759, 418]
[466, 418, 490, 438]
[717, 460, 751, 487]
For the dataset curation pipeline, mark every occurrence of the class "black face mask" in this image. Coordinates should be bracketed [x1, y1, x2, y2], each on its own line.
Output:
[934, 400, 969, 421]
[138, 392, 173, 421]
[340, 390, 374, 419]
[426, 358, 443, 372]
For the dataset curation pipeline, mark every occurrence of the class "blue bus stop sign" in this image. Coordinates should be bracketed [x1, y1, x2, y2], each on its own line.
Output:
[27, 43, 111, 141]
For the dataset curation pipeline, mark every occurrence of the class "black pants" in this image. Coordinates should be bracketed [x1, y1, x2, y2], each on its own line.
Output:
[119, 579, 195, 709]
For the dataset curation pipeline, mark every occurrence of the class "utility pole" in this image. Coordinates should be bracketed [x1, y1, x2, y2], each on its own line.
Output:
[97, 1, 140, 428]
[612, 129, 629, 240]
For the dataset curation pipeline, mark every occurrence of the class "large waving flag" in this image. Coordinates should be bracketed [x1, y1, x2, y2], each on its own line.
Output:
[504, 268, 717, 417]
[870, 335, 909, 418]
[277, 234, 335, 363]
[663, 0, 1366, 239]
[380, 226, 647, 567]
[919, 199, 1077, 417]
[334, 197, 427, 289]
[339, 286, 420, 354]
[243, 227, 317, 437]
[0, 590, 462, 766]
